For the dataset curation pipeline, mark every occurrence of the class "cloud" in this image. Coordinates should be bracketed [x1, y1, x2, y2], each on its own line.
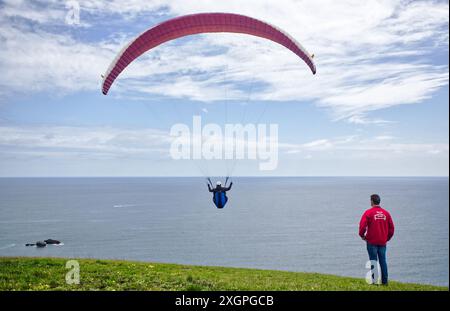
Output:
[374, 135, 395, 141]
[0, 125, 172, 159]
[1, 125, 447, 177]
[0, 0, 448, 123]
[346, 115, 395, 125]
[280, 134, 449, 159]
[0, 0, 66, 25]
[0, 25, 112, 96]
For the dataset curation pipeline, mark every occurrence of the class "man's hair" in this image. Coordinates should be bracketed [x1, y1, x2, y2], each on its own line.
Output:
[371, 194, 381, 205]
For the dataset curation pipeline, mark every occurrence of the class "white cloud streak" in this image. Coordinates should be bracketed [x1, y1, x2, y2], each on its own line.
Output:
[0, 126, 171, 159]
[0, 125, 447, 162]
[280, 135, 449, 159]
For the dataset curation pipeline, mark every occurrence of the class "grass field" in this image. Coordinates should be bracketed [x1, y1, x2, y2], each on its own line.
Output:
[0, 257, 447, 291]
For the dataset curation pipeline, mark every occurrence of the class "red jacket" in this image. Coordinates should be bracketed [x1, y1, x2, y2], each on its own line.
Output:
[359, 206, 395, 246]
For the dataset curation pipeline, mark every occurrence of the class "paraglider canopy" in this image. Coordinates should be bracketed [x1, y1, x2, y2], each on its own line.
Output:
[102, 12, 316, 95]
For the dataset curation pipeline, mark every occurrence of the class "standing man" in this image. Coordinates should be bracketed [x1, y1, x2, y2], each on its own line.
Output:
[359, 194, 395, 285]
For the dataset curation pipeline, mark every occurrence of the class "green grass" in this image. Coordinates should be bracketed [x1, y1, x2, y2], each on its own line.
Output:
[0, 257, 447, 291]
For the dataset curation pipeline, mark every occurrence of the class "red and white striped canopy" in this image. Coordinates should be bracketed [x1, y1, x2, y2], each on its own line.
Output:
[102, 12, 316, 95]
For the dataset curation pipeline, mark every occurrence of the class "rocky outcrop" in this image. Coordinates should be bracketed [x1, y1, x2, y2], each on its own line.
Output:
[25, 239, 62, 247]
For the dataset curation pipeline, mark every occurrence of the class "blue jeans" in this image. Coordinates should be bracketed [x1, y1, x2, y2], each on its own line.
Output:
[366, 243, 388, 284]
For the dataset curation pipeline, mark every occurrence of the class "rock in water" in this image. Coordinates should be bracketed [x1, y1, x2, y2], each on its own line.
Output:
[36, 241, 47, 247]
[44, 239, 61, 245]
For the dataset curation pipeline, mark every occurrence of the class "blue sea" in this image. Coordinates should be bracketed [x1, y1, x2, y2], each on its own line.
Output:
[0, 177, 448, 286]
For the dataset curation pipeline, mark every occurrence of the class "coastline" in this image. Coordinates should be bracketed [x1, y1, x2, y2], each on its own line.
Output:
[1, 257, 447, 291]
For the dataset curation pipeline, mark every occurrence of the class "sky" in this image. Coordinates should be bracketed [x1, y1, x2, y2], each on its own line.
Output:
[0, 0, 448, 177]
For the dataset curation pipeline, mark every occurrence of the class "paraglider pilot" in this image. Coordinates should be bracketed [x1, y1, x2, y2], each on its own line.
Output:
[207, 177, 233, 209]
